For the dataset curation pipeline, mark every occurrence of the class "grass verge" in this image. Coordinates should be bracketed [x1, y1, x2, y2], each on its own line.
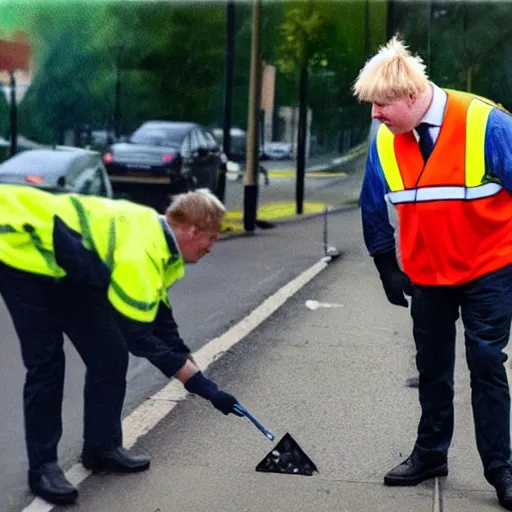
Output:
[221, 201, 330, 234]
[267, 170, 347, 178]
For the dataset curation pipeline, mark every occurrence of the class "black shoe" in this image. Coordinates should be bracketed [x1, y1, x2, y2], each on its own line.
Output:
[28, 462, 78, 505]
[488, 467, 512, 510]
[81, 446, 150, 473]
[384, 451, 448, 486]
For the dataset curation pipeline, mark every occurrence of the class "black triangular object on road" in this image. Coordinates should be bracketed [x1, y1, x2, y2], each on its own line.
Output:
[255, 433, 318, 476]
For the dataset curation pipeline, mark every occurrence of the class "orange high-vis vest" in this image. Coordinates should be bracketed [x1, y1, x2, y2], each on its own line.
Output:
[376, 90, 512, 286]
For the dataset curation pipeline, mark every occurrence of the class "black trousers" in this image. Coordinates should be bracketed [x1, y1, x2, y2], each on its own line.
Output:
[412, 263, 512, 477]
[0, 263, 129, 471]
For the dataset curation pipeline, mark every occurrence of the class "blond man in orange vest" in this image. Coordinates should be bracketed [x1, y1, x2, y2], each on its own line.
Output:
[354, 36, 512, 511]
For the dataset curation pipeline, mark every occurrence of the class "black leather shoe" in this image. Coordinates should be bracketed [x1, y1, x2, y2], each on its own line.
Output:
[488, 467, 512, 510]
[28, 462, 78, 505]
[384, 451, 448, 486]
[81, 446, 150, 473]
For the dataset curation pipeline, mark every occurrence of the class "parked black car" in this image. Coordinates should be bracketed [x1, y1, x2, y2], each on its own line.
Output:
[0, 147, 113, 197]
[212, 126, 247, 163]
[103, 120, 223, 211]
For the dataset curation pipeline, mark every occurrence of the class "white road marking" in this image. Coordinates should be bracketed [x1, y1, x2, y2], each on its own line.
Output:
[22, 255, 332, 512]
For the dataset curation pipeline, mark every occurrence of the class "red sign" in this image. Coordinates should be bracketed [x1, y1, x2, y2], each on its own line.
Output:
[0, 35, 30, 73]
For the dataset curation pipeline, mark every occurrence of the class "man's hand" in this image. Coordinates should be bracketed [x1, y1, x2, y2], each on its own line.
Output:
[187, 354, 197, 366]
[380, 270, 413, 307]
[184, 371, 243, 416]
[209, 390, 244, 416]
[373, 250, 413, 307]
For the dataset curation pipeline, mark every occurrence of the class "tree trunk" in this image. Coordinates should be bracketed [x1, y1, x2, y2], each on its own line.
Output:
[243, 0, 261, 231]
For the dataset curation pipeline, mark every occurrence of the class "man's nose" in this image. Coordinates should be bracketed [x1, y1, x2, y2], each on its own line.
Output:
[371, 104, 380, 119]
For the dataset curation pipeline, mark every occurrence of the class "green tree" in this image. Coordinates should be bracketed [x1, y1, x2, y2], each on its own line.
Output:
[0, 0, 386, 150]
[279, 0, 330, 214]
[393, 1, 512, 109]
[91, 2, 228, 134]
[306, 1, 385, 153]
[14, 2, 109, 143]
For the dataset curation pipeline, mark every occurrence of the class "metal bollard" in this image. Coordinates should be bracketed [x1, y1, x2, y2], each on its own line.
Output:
[323, 205, 341, 259]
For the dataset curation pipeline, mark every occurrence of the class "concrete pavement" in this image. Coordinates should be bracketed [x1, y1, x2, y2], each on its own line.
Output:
[49, 207, 508, 512]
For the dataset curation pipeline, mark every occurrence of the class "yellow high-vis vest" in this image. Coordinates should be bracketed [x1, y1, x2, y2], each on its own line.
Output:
[0, 185, 184, 322]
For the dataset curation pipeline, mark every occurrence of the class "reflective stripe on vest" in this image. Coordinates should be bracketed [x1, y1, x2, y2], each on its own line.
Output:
[385, 182, 502, 204]
[377, 98, 496, 204]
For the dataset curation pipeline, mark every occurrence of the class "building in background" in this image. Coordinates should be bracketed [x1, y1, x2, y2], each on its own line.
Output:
[277, 106, 312, 159]
[260, 63, 276, 146]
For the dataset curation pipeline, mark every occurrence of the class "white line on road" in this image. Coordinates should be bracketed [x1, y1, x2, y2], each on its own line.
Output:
[22, 255, 333, 512]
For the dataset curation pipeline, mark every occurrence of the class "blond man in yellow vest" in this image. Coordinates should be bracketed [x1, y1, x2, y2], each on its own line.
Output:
[0, 186, 241, 505]
[354, 37, 512, 510]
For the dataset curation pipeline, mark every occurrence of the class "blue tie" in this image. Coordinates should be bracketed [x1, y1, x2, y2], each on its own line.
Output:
[416, 123, 434, 162]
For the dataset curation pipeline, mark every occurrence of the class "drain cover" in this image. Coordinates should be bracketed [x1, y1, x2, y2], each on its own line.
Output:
[256, 433, 318, 476]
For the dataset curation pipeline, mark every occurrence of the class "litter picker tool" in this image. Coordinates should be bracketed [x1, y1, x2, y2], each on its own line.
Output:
[234, 403, 274, 441]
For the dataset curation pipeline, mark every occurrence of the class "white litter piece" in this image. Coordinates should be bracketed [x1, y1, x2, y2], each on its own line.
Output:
[305, 300, 345, 311]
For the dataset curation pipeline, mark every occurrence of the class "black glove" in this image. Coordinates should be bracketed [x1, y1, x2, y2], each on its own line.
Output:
[373, 250, 413, 307]
[184, 372, 243, 416]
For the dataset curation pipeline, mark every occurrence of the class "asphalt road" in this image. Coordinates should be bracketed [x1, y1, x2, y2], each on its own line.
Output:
[224, 153, 364, 212]
[0, 153, 366, 511]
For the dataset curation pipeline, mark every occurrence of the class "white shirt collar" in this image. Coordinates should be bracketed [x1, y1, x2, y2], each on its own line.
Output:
[418, 82, 447, 127]
[159, 214, 181, 257]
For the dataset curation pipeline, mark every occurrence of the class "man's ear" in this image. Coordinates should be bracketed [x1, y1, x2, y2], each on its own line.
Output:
[408, 93, 417, 106]
[189, 225, 199, 237]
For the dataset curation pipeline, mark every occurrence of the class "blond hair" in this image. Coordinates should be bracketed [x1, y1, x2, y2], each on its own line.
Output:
[165, 188, 226, 232]
[353, 36, 429, 103]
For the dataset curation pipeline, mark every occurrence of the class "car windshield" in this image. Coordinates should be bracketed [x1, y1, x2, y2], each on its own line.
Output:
[130, 127, 188, 146]
[0, 150, 76, 175]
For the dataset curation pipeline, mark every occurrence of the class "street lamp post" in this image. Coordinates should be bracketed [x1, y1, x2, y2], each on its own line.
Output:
[295, 64, 308, 215]
[114, 47, 122, 140]
[427, 0, 433, 73]
[364, 0, 370, 57]
[243, 0, 261, 232]
[217, 0, 236, 203]
[9, 71, 16, 156]
[386, 0, 396, 40]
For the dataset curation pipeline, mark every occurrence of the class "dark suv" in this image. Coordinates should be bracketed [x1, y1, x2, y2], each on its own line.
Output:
[103, 120, 223, 211]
